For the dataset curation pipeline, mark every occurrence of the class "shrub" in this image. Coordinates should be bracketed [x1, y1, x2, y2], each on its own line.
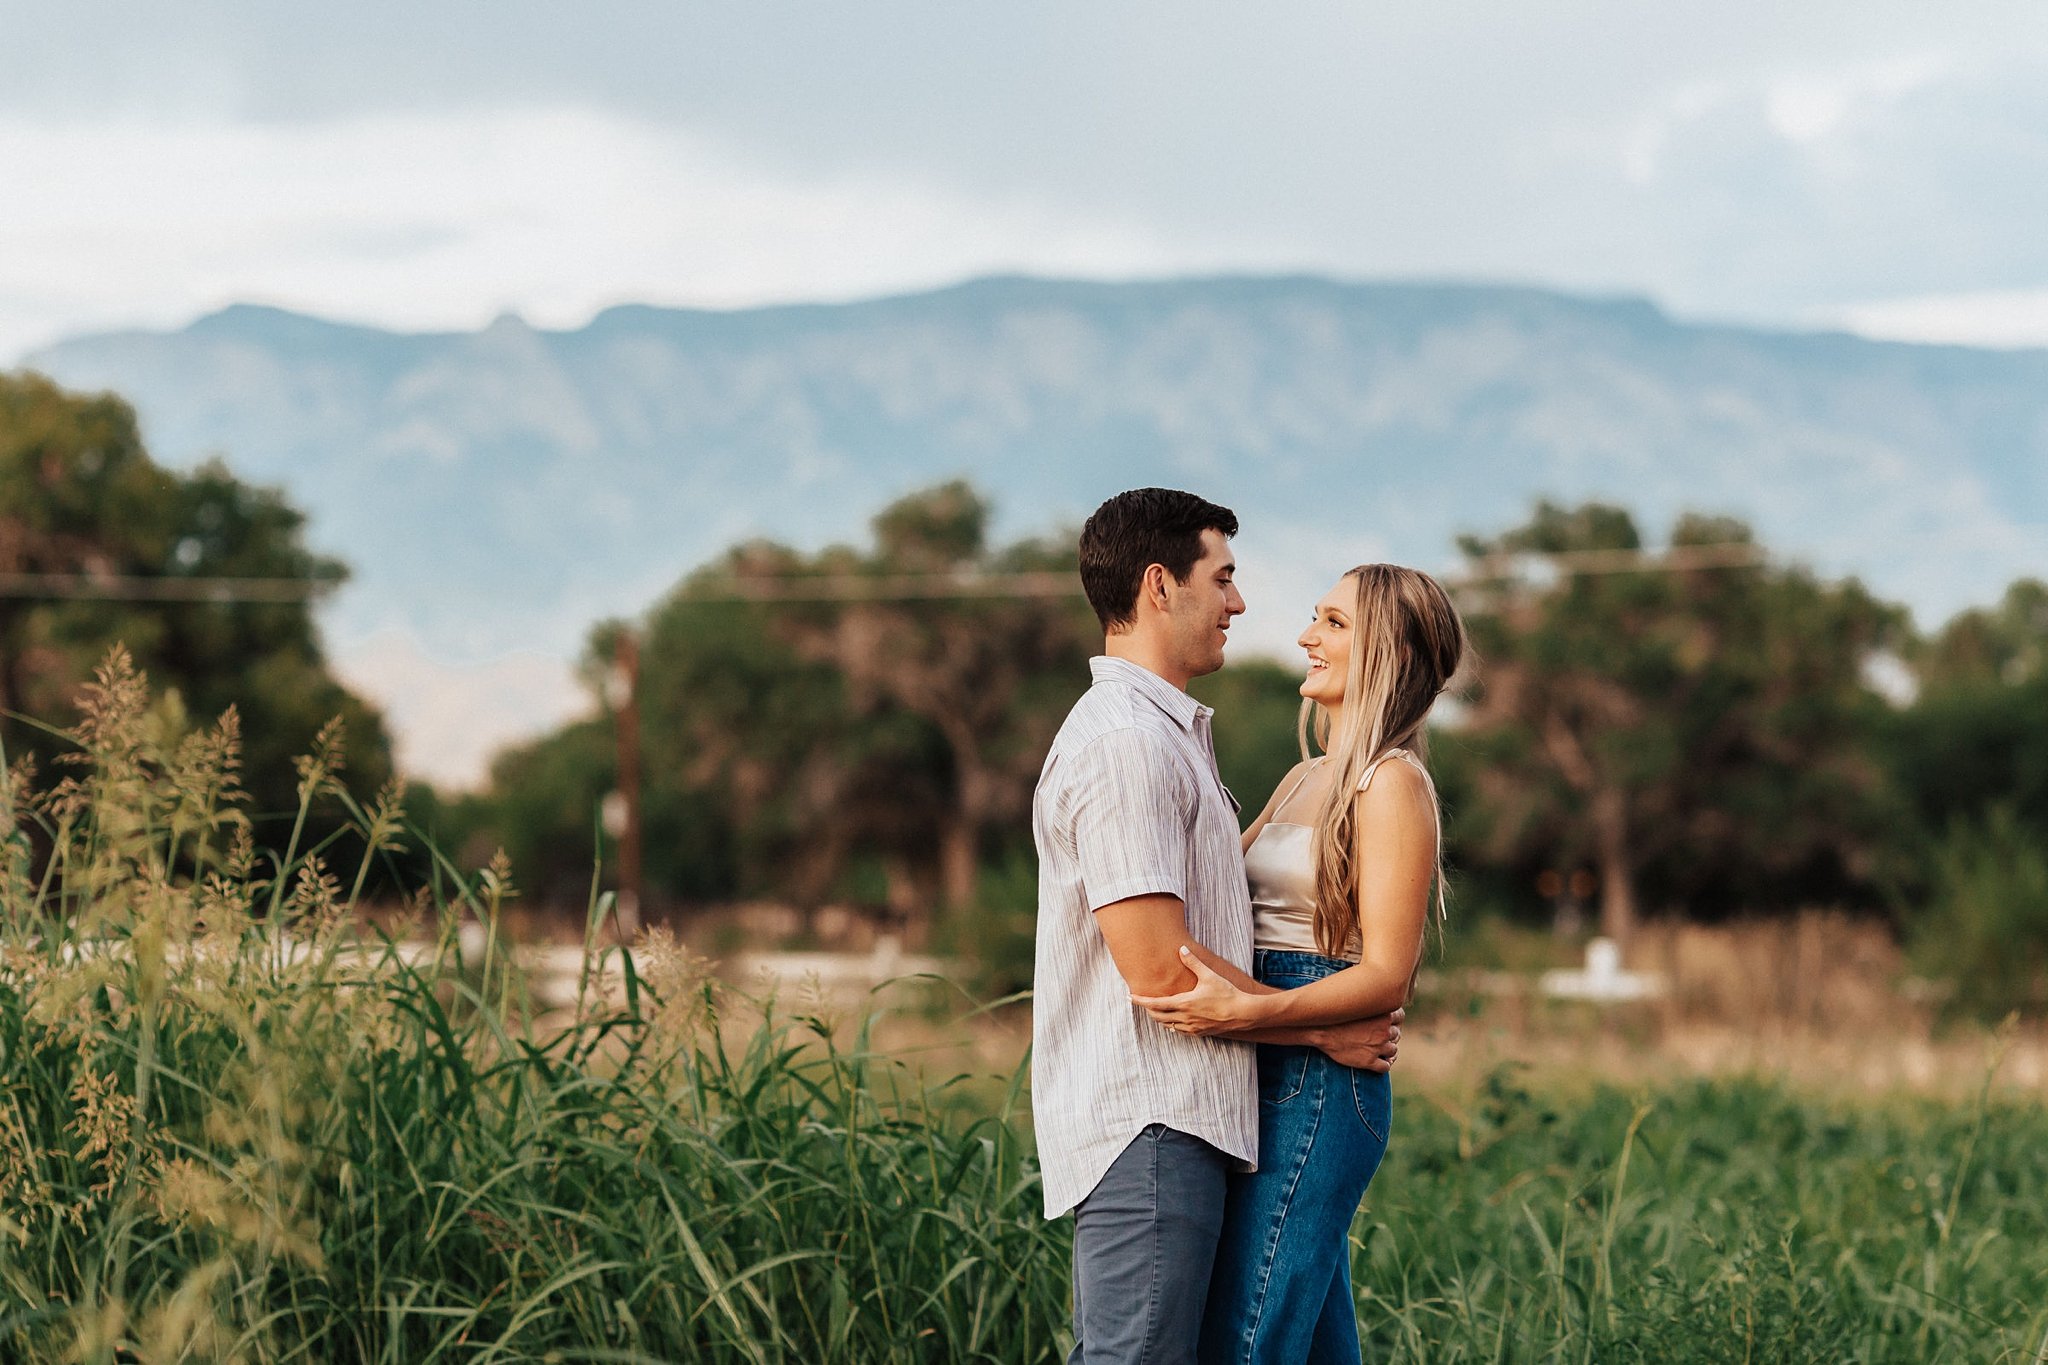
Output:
[1909, 807, 2048, 1019]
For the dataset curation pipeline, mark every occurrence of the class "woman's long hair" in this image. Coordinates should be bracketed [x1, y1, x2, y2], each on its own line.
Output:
[1296, 564, 1467, 957]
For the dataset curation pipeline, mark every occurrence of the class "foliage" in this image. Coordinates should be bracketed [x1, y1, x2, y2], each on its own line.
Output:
[617, 481, 1095, 923]
[1881, 579, 2048, 869]
[1906, 809, 2048, 1020]
[3, 655, 2046, 1361]
[0, 650, 1062, 1362]
[0, 370, 392, 824]
[1452, 502, 1909, 941]
[1912, 578, 2048, 692]
[1355, 1062, 2048, 1361]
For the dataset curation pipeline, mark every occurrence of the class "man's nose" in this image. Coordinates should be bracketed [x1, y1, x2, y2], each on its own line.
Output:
[1227, 587, 1246, 616]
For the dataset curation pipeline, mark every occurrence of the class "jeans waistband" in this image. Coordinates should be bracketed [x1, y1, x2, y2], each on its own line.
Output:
[1252, 947, 1354, 982]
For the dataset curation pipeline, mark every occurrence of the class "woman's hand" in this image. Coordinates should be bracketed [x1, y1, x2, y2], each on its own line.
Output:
[1131, 946, 1264, 1036]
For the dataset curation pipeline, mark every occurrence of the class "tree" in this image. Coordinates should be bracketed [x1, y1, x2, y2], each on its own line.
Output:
[601, 482, 1096, 929]
[1881, 578, 2048, 862]
[1912, 578, 2048, 691]
[791, 483, 1096, 909]
[1454, 502, 1907, 946]
[0, 372, 392, 823]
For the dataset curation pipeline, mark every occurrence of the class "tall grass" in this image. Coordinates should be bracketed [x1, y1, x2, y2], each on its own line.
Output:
[3, 650, 2045, 1362]
[1355, 1060, 2048, 1362]
[0, 651, 1063, 1362]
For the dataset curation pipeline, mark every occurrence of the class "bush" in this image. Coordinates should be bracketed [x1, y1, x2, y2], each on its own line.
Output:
[1909, 807, 2048, 1020]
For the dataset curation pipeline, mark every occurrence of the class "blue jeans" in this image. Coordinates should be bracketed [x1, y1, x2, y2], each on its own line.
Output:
[1199, 950, 1392, 1365]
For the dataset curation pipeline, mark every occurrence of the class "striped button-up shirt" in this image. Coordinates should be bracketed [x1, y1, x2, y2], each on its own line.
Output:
[1030, 655, 1257, 1218]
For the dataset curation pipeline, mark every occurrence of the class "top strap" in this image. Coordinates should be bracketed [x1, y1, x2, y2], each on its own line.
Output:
[1269, 756, 1325, 822]
[1358, 747, 1432, 794]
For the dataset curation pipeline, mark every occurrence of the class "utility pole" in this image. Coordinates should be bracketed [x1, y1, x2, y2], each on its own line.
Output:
[607, 629, 645, 940]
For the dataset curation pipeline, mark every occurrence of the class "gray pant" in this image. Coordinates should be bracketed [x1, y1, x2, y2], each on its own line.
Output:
[1069, 1124, 1230, 1365]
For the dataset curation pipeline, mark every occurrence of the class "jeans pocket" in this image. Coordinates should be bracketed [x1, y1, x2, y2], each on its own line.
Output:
[1258, 1044, 1308, 1106]
[1351, 1069, 1392, 1145]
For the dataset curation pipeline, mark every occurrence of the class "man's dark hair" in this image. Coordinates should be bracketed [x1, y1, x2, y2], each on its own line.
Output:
[1078, 488, 1239, 631]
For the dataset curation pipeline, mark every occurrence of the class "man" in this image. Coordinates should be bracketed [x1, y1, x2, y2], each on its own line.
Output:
[1032, 487, 1402, 1364]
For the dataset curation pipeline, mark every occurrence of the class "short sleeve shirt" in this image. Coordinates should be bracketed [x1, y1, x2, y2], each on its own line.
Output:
[1030, 656, 1257, 1218]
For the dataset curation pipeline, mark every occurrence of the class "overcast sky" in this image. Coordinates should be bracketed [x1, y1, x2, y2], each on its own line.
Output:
[5, 1, 2047, 359]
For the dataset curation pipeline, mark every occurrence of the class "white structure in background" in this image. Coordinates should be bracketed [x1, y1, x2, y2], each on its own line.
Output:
[1540, 937, 1663, 1002]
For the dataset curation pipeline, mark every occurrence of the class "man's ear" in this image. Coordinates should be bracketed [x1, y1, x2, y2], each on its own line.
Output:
[1141, 563, 1174, 616]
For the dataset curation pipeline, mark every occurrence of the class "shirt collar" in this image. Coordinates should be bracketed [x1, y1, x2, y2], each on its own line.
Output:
[1090, 655, 1210, 731]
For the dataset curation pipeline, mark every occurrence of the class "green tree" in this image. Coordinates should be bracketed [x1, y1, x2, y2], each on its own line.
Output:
[1454, 502, 1907, 945]
[0, 371, 392, 823]
[1913, 578, 2048, 691]
[789, 482, 1096, 909]
[1879, 577, 2048, 1006]
[1884, 577, 2048, 843]
[558, 483, 1097, 931]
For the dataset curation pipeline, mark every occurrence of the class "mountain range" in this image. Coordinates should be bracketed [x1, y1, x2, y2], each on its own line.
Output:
[22, 275, 2048, 783]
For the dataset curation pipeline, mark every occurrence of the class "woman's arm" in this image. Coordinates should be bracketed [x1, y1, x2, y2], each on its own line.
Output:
[1173, 939, 1403, 1069]
[1135, 761, 1435, 1032]
[1239, 759, 1310, 853]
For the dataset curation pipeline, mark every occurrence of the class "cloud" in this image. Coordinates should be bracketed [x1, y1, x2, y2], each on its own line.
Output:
[326, 627, 590, 789]
[0, 106, 1190, 358]
[7, 8, 2046, 357]
[1832, 288, 2048, 349]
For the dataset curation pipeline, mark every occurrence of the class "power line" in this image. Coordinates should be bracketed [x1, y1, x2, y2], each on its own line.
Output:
[0, 573, 338, 603]
[0, 541, 1812, 609]
[685, 546, 1775, 604]
[1456, 542, 1769, 581]
[685, 571, 1083, 603]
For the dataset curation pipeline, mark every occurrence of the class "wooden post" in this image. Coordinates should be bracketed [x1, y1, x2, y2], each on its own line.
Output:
[612, 630, 644, 939]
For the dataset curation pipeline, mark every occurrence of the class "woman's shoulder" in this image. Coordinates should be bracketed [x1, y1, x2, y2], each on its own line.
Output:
[1355, 749, 1434, 803]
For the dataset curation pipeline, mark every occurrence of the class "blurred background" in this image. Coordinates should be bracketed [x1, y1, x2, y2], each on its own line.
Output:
[5, 1, 2047, 1077]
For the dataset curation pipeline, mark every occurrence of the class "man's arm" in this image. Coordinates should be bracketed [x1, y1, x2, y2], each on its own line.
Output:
[1095, 896, 1400, 1070]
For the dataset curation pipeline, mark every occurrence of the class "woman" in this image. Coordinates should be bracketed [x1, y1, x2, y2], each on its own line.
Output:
[1134, 563, 1466, 1364]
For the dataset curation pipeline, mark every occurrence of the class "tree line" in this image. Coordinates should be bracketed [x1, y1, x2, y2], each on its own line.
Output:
[5, 372, 2045, 1013]
[437, 480, 2045, 1012]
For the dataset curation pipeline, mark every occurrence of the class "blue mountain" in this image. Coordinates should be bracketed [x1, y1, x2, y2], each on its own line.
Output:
[23, 275, 2048, 775]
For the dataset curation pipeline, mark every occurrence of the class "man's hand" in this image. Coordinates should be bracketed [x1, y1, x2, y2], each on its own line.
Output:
[1312, 1008, 1403, 1071]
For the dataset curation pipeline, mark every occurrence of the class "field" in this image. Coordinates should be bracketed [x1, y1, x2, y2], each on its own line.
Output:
[5, 655, 2048, 1362]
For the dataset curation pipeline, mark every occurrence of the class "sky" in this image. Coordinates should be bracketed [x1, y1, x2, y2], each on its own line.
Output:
[6, 2, 2048, 782]
[5, 1, 2048, 361]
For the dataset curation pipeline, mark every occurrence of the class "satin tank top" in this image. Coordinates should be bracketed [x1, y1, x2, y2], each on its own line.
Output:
[1246, 749, 1428, 962]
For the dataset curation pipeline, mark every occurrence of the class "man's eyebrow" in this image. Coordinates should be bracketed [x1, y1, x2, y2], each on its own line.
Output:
[1217, 561, 1237, 576]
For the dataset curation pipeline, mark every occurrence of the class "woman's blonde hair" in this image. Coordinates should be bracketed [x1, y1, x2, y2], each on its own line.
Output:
[1297, 564, 1467, 957]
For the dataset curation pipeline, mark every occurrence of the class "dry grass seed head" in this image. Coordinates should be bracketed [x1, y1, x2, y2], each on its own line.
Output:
[136, 1259, 243, 1365]
[478, 847, 517, 916]
[359, 776, 409, 856]
[166, 705, 246, 827]
[286, 855, 344, 935]
[0, 1094, 58, 1226]
[63, 646, 150, 773]
[27, 955, 130, 1046]
[293, 716, 347, 800]
[67, 1067, 153, 1199]
[632, 926, 720, 1048]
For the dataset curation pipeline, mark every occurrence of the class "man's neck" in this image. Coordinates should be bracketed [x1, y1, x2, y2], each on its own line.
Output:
[1102, 632, 1189, 691]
